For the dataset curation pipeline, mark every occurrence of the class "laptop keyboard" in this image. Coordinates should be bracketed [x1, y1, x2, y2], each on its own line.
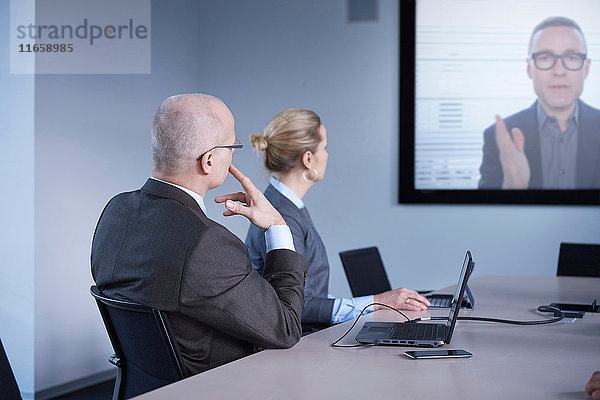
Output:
[429, 297, 452, 308]
[391, 323, 444, 340]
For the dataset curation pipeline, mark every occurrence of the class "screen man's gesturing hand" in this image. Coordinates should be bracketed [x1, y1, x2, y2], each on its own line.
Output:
[495, 115, 531, 189]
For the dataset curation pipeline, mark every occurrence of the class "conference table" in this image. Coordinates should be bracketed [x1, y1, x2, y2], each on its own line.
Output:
[135, 275, 600, 399]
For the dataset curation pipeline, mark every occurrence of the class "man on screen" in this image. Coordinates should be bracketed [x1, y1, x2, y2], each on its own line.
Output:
[478, 16, 600, 189]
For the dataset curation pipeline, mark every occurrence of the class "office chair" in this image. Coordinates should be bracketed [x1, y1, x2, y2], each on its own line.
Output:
[0, 337, 22, 400]
[339, 247, 392, 297]
[90, 286, 189, 400]
[557, 242, 600, 277]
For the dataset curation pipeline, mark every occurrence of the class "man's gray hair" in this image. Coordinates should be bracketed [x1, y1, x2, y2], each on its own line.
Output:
[528, 16, 587, 55]
[152, 94, 225, 175]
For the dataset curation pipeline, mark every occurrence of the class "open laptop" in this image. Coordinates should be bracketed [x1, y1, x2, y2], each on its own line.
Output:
[339, 247, 474, 309]
[354, 250, 474, 347]
[428, 284, 474, 309]
[339, 247, 392, 297]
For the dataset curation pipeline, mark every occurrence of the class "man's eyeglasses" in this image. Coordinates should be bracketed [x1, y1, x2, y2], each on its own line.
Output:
[531, 52, 587, 71]
[196, 139, 243, 161]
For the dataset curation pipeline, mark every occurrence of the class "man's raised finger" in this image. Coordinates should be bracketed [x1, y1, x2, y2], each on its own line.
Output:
[224, 199, 252, 219]
[215, 192, 246, 204]
[228, 164, 257, 194]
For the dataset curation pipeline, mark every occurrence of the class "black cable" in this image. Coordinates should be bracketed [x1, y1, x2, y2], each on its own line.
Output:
[420, 305, 565, 325]
[331, 303, 410, 348]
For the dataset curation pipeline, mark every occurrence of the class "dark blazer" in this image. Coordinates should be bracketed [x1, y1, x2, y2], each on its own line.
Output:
[91, 179, 309, 375]
[478, 100, 600, 189]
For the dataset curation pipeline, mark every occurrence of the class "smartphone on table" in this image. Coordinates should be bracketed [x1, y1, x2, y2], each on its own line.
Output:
[404, 349, 472, 359]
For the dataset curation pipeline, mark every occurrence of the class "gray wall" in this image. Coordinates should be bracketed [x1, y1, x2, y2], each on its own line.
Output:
[0, 0, 35, 397]
[5, 0, 599, 393]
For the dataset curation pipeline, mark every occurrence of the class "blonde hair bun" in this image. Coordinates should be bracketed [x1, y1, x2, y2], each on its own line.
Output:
[249, 133, 268, 153]
[257, 108, 321, 173]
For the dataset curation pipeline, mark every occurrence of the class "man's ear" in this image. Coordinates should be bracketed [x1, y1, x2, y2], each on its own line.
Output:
[302, 151, 313, 169]
[526, 58, 533, 79]
[198, 153, 214, 174]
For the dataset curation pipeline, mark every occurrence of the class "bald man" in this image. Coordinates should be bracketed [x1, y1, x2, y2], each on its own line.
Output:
[91, 94, 309, 377]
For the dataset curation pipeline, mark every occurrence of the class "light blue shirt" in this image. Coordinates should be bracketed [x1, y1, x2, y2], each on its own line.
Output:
[330, 294, 375, 324]
[152, 177, 294, 252]
[269, 176, 374, 324]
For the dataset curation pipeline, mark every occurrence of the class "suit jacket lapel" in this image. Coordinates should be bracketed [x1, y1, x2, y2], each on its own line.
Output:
[519, 102, 543, 189]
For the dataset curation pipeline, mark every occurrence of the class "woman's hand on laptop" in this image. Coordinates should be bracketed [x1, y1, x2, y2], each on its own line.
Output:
[374, 288, 430, 311]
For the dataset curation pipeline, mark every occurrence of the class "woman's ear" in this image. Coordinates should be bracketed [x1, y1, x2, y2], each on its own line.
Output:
[302, 151, 313, 169]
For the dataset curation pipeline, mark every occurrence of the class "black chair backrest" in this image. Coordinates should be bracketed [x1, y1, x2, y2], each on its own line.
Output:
[557, 243, 600, 277]
[339, 247, 392, 297]
[0, 338, 21, 400]
[90, 286, 187, 399]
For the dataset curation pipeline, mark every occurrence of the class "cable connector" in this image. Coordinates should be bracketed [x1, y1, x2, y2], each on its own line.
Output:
[407, 316, 431, 323]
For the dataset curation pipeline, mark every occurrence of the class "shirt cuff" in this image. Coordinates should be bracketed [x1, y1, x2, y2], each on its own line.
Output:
[264, 224, 295, 252]
[330, 295, 375, 324]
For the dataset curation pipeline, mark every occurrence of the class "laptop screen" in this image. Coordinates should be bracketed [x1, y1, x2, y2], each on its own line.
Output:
[339, 247, 392, 297]
[445, 251, 474, 341]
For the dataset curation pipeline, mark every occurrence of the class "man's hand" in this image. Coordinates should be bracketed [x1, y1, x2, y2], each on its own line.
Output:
[214, 165, 286, 231]
[586, 371, 600, 399]
[495, 115, 530, 189]
[373, 288, 431, 312]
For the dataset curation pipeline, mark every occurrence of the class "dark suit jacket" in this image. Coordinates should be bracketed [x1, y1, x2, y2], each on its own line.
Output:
[478, 100, 600, 189]
[91, 179, 310, 375]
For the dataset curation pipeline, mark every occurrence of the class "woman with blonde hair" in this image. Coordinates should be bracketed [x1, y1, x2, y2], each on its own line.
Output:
[245, 108, 429, 332]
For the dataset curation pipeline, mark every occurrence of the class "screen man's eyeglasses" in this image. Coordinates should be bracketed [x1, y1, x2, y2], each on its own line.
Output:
[531, 52, 587, 71]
